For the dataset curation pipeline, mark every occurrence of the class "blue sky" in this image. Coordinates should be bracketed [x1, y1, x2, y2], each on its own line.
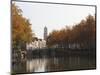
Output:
[13, 1, 95, 39]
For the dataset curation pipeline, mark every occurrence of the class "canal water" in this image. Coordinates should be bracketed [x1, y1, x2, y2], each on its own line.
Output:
[12, 50, 96, 74]
[26, 56, 95, 73]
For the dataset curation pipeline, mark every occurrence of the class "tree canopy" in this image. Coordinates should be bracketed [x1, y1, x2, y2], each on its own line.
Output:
[47, 15, 96, 49]
[12, 3, 34, 49]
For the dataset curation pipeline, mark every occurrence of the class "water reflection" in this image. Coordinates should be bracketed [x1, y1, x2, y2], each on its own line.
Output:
[26, 56, 96, 72]
[27, 58, 47, 72]
[26, 58, 63, 72]
[12, 52, 96, 73]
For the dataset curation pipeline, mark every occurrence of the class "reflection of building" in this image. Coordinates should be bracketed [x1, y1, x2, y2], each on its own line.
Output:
[27, 39, 46, 50]
[44, 26, 48, 40]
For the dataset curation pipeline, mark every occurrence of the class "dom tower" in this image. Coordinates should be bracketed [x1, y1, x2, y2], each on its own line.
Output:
[44, 26, 48, 41]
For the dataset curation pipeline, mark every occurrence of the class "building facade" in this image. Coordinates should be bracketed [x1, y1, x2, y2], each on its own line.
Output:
[27, 26, 48, 50]
[26, 39, 46, 50]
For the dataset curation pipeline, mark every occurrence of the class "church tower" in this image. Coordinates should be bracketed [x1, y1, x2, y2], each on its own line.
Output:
[44, 26, 48, 41]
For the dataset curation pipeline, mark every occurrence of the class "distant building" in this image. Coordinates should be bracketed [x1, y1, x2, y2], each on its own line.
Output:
[44, 26, 48, 40]
[26, 39, 46, 50]
[27, 26, 48, 50]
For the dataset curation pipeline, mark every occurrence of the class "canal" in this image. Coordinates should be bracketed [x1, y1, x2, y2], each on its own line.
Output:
[12, 48, 96, 74]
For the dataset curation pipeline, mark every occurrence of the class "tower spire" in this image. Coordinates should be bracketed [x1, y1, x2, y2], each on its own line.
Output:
[44, 26, 47, 40]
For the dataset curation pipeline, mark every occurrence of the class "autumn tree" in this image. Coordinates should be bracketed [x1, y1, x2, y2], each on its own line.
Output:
[12, 3, 34, 50]
[47, 14, 96, 50]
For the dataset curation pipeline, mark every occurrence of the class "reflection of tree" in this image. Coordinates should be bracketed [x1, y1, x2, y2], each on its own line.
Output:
[47, 15, 96, 50]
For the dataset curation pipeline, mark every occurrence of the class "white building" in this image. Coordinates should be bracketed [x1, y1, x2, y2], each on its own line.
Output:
[27, 26, 48, 50]
[26, 39, 46, 50]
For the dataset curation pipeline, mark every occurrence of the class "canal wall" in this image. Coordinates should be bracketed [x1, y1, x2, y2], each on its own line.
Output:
[27, 48, 96, 59]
